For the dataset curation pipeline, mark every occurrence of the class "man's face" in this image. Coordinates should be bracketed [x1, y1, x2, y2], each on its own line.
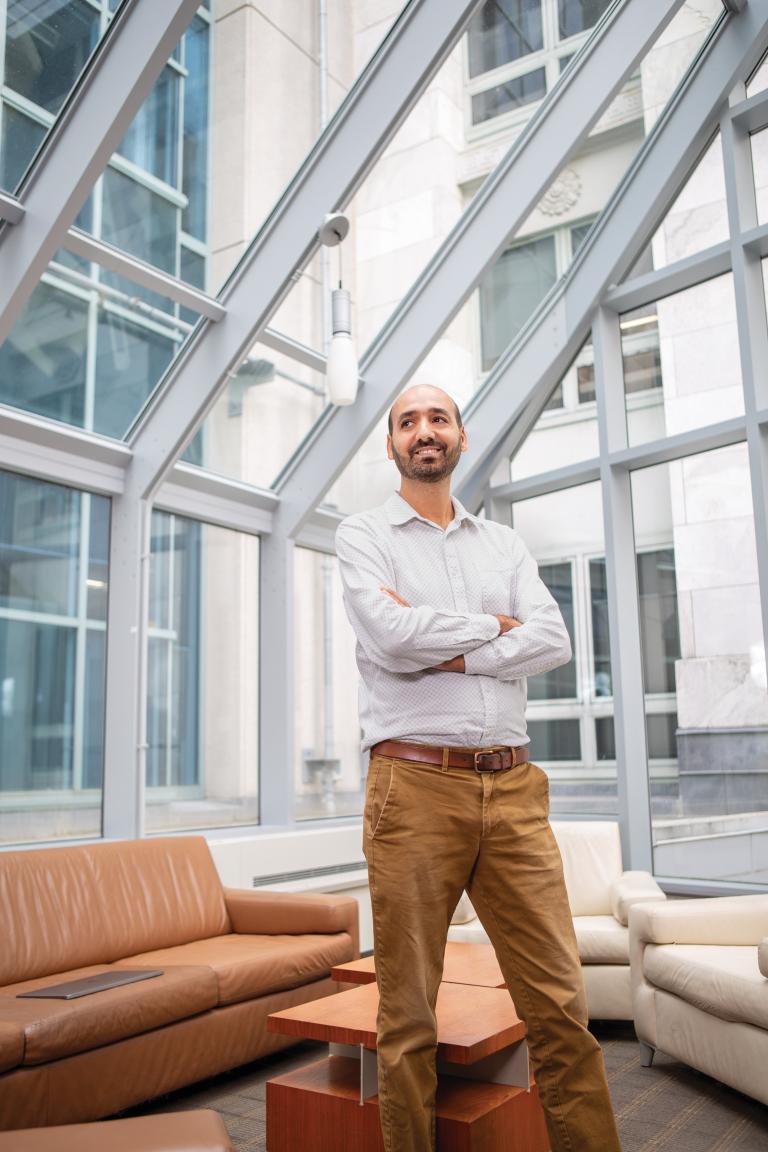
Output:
[387, 389, 467, 484]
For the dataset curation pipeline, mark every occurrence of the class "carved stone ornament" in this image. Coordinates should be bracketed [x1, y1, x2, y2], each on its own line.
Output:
[538, 168, 582, 217]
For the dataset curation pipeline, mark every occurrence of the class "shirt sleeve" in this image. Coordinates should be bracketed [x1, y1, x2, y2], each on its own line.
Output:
[463, 532, 572, 682]
[336, 517, 500, 674]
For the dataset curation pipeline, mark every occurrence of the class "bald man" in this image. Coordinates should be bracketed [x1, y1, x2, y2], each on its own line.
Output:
[335, 385, 621, 1152]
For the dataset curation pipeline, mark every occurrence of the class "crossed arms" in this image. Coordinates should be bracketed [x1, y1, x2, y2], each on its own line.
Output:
[335, 518, 572, 682]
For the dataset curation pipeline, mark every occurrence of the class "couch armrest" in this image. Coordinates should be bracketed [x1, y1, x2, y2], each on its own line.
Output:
[609, 871, 666, 926]
[224, 888, 359, 957]
[759, 937, 768, 979]
[629, 894, 768, 947]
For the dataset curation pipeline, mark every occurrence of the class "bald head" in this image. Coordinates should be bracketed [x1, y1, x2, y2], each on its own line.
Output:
[387, 385, 462, 435]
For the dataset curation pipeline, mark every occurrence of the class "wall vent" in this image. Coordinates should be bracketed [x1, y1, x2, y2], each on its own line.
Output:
[252, 860, 367, 887]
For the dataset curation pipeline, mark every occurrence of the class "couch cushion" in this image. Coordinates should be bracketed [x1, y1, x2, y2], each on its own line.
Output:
[573, 916, 629, 965]
[0, 1110, 233, 1152]
[121, 932, 355, 1005]
[551, 822, 622, 916]
[0, 838, 230, 986]
[0, 1021, 24, 1074]
[644, 944, 768, 1030]
[0, 965, 218, 1064]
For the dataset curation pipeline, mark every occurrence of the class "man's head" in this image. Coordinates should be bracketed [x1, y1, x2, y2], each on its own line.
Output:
[386, 384, 467, 485]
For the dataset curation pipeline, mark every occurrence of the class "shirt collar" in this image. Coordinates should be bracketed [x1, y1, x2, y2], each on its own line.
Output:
[384, 491, 476, 529]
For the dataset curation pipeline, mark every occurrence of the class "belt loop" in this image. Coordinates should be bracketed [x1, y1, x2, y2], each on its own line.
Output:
[441, 746, 450, 772]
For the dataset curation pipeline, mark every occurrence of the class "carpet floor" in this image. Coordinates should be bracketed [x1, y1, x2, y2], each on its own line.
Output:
[128, 1023, 768, 1150]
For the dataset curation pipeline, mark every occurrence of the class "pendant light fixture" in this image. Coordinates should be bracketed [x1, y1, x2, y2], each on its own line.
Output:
[318, 212, 359, 406]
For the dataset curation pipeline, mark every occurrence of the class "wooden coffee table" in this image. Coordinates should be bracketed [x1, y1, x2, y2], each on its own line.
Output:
[332, 941, 505, 989]
[266, 978, 548, 1151]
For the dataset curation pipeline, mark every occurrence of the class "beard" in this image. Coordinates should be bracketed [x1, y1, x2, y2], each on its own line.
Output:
[390, 438, 462, 484]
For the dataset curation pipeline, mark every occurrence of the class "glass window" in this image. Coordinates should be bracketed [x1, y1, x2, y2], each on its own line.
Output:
[589, 557, 611, 697]
[146, 511, 260, 832]
[4, 0, 100, 115]
[637, 548, 680, 695]
[0, 279, 89, 427]
[101, 167, 178, 277]
[528, 561, 577, 699]
[528, 718, 581, 761]
[116, 65, 180, 188]
[595, 715, 615, 760]
[480, 234, 557, 371]
[182, 16, 210, 240]
[0, 104, 46, 191]
[623, 275, 743, 447]
[558, 0, 612, 40]
[0, 471, 108, 844]
[471, 67, 547, 125]
[513, 482, 616, 815]
[467, 1, 544, 79]
[294, 549, 362, 821]
[94, 309, 176, 439]
[631, 446, 766, 884]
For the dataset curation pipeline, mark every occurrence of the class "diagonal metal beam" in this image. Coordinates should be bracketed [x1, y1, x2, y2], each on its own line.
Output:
[455, 0, 768, 511]
[273, 0, 687, 538]
[0, 0, 201, 346]
[126, 0, 484, 498]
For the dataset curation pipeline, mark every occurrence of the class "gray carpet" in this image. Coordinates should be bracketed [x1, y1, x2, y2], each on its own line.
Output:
[130, 1024, 768, 1150]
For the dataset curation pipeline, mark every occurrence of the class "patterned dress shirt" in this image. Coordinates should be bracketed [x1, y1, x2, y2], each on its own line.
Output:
[336, 492, 572, 751]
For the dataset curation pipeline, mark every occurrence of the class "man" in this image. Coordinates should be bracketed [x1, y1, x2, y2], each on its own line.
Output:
[335, 383, 622, 1152]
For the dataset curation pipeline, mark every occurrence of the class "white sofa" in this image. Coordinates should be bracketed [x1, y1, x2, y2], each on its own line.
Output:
[631, 895, 768, 1104]
[449, 821, 665, 1019]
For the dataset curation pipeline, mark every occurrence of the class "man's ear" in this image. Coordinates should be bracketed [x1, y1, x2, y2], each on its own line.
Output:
[459, 425, 468, 453]
[386, 434, 394, 461]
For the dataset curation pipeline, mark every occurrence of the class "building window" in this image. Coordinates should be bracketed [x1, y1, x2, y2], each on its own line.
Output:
[467, 0, 612, 127]
[528, 561, 577, 700]
[0, 470, 109, 844]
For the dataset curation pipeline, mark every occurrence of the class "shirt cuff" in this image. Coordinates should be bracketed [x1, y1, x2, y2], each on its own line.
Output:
[464, 636, 501, 677]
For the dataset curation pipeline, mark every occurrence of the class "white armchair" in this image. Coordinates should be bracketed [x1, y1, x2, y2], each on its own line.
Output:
[630, 894, 768, 1104]
[449, 821, 665, 1019]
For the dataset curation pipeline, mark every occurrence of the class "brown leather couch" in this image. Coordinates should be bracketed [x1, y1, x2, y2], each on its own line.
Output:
[0, 836, 359, 1130]
[0, 1110, 233, 1151]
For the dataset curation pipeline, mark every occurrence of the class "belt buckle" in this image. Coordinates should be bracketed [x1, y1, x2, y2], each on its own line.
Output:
[474, 749, 500, 773]
[473, 747, 516, 773]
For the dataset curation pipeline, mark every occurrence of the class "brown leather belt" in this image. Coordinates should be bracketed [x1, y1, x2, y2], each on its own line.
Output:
[371, 740, 529, 773]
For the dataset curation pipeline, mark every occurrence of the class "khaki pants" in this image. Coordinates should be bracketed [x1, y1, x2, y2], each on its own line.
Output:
[364, 752, 622, 1152]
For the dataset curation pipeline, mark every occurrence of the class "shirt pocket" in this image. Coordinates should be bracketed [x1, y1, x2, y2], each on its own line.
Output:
[480, 564, 515, 615]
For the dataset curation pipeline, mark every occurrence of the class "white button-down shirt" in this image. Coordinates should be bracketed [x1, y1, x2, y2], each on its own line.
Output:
[336, 492, 572, 751]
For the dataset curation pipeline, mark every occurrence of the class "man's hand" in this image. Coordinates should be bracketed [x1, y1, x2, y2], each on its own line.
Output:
[433, 655, 465, 673]
[497, 614, 522, 634]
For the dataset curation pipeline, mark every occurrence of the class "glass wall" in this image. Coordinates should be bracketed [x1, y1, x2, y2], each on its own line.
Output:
[293, 548, 362, 821]
[630, 446, 767, 884]
[0, 469, 108, 844]
[145, 512, 260, 831]
[511, 481, 617, 814]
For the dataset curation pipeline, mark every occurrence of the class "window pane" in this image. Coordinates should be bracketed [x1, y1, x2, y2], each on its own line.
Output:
[467, 0, 544, 79]
[0, 279, 89, 427]
[595, 715, 615, 760]
[471, 67, 547, 126]
[294, 549, 363, 821]
[528, 562, 577, 699]
[637, 549, 680, 695]
[4, 0, 100, 115]
[101, 168, 178, 278]
[558, 0, 612, 40]
[182, 16, 210, 239]
[480, 235, 556, 371]
[589, 557, 612, 697]
[0, 104, 46, 191]
[622, 276, 743, 447]
[116, 66, 180, 188]
[631, 446, 766, 884]
[528, 718, 581, 761]
[0, 471, 108, 844]
[513, 482, 615, 815]
[146, 512, 259, 832]
[93, 310, 176, 440]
